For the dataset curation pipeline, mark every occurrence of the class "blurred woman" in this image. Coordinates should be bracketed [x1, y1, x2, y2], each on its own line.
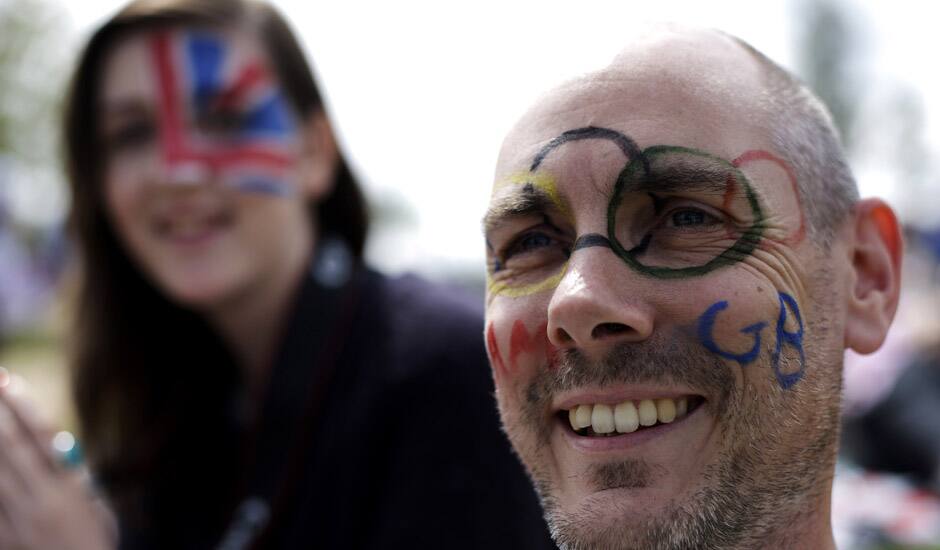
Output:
[0, 0, 552, 548]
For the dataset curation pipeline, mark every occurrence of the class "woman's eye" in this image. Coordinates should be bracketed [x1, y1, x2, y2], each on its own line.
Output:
[105, 120, 156, 151]
[203, 109, 247, 134]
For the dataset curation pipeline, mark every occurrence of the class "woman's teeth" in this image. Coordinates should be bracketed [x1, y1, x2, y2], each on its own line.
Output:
[566, 397, 691, 436]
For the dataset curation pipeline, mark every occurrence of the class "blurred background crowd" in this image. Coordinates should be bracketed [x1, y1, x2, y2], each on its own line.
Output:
[0, 0, 937, 547]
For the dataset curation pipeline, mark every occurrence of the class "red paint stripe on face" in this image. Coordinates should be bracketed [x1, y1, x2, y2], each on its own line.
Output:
[179, 146, 291, 171]
[212, 61, 268, 111]
[733, 150, 806, 246]
[213, 145, 292, 168]
[486, 323, 508, 380]
[152, 31, 187, 164]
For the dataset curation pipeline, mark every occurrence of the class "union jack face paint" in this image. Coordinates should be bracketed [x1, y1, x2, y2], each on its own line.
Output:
[150, 29, 299, 196]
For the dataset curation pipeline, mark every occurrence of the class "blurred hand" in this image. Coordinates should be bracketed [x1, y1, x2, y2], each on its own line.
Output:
[0, 368, 116, 550]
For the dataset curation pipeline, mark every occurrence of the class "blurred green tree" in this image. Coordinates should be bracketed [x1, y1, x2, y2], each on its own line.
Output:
[796, 0, 861, 149]
[0, 0, 70, 230]
[795, 0, 937, 228]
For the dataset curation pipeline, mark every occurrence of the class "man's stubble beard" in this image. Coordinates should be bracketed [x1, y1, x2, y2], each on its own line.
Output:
[501, 291, 843, 550]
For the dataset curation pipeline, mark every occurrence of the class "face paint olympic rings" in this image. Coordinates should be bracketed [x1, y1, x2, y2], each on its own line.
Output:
[606, 144, 766, 279]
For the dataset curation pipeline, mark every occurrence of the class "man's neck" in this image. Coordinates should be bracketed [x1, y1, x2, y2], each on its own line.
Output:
[757, 487, 836, 550]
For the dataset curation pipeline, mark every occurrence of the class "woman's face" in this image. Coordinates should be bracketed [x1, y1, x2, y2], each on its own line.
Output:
[98, 25, 336, 309]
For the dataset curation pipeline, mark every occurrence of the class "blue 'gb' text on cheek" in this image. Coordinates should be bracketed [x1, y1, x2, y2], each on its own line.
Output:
[697, 291, 805, 389]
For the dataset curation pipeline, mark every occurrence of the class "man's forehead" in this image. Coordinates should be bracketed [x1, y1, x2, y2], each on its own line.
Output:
[494, 27, 768, 181]
[603, 25, 759, 83]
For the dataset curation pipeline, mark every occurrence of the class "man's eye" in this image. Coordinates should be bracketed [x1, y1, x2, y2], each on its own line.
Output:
[505, 231, 555, 259]
[666, 208, 720, 228]
[516, 232, 552, 253]
[491, 227, 570, 277]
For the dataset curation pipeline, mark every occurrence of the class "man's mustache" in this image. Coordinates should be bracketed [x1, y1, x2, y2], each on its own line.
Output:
[525, 331, 736, 416]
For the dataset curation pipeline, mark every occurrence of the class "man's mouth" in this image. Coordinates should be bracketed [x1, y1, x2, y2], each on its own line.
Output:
[561, 396, 705, 437]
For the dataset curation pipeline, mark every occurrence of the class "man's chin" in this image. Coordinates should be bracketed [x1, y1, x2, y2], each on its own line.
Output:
[547, 487, 681, 550]
[550, 457, 685, 517]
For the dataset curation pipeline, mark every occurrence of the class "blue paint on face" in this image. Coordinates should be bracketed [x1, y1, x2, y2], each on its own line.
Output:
[240, 93, 295, 138]
[232, 176, 294, 197]
[187, 33, 224, 114]
[697, 291, 806, 389]
[697, 300, 766, 364]
[183, 32, 295, 139]
[771, 292, 805, 389]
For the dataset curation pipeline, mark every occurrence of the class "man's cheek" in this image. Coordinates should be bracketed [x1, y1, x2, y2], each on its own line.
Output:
[485, 317, 558, 392]
[694, 289, 807, 390]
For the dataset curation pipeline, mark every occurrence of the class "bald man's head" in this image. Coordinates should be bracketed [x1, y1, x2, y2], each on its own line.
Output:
[484, 25, 899, 550]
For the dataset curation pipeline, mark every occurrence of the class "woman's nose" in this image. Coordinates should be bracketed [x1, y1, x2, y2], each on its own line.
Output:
[160, 158, 213, 187]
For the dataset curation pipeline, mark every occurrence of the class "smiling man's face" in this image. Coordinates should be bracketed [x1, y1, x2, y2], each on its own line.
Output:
[484, 30, 854, 549]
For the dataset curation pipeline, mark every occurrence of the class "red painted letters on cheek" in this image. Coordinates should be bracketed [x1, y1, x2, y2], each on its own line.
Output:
[486, 320, 559, 385]
[486, 323, 508, 381]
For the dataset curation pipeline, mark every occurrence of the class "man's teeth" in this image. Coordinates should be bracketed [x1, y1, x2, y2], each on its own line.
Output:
[656, 398, 676, 423]
[567, 397, 691, 435]
[638, 399, 657, 427]
[573, 404, 592, 429]
[676, 397, 687, 417]
[615, 401, 639, 433]
[591, 404, 615, 433]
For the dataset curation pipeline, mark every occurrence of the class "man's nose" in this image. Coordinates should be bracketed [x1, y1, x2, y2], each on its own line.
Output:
[547, 247, 654, 354]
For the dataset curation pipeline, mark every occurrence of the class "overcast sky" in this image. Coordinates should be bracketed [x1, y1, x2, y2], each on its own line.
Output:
[56, 0, 940, 279]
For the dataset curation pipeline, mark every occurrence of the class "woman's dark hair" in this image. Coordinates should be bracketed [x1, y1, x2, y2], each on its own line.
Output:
[63, 0, 367, 533]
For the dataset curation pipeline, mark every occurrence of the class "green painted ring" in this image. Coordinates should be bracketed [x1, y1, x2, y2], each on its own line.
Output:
[606, 145, 765, 279]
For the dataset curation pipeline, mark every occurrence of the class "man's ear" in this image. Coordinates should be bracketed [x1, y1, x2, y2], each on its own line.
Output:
[297, 109, 339, 202]
[844, 198, 903, 354]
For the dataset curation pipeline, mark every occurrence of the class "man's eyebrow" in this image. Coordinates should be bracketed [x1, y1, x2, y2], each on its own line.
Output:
[626, 160, 733, 196]
[482, 184, 556, 236]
